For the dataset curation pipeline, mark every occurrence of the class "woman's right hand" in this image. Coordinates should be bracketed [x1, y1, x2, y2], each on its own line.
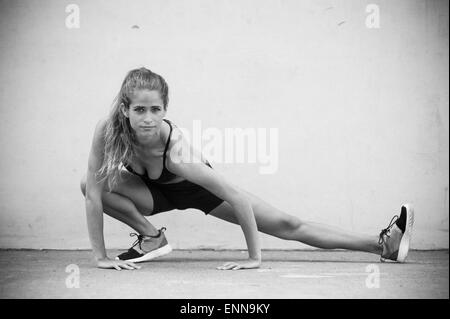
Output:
[96, 257, 141, 271]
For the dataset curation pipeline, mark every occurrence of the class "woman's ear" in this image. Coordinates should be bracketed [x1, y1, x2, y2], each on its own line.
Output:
[120, 103, 129, 118]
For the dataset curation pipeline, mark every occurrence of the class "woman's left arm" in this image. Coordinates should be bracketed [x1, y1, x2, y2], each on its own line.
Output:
[166, 130, 261, 270]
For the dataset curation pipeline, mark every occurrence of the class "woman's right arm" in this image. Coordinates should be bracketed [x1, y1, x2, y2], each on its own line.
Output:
[85, 119, 108, 261]
[85, 118, 140, 270]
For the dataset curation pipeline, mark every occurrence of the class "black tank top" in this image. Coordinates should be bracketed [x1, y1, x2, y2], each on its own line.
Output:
[123, 118, 178, 184]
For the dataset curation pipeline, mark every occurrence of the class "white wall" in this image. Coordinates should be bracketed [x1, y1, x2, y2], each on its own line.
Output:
[0, 0, 448, 250]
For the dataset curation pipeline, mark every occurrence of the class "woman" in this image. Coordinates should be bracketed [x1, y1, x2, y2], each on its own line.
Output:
[80, 67, 414, 271]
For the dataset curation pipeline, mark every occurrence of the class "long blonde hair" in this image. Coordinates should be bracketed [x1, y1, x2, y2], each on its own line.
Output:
[96, 67, 169, 191]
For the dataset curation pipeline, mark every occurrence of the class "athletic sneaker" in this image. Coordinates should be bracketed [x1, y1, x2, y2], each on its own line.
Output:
[378, 204, 414, 262]
[115, 227, 172, 263]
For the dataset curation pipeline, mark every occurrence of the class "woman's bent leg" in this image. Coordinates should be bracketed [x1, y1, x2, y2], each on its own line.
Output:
[101, 192, 159, 236]
[80, 171, 160, 236]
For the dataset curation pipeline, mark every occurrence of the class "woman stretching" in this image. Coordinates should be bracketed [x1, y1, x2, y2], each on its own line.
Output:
[80, 67, 414, 271]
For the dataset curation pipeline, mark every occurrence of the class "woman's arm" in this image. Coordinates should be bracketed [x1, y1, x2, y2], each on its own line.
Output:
[85, 119, 108, 261]
[167, 129, 262, 270]
[85, 119, 139, 270]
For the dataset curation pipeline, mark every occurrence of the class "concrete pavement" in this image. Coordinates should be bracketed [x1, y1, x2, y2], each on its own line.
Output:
[0, 249, 448, 299]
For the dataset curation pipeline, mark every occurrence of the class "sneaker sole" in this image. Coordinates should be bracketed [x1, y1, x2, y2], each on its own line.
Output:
[115, 244, 172, 263]
[396, 203, 414, 262]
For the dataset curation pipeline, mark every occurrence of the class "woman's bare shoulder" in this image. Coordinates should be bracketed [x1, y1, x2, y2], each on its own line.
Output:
[167, 123, 206, 165]
[168, 122, 190, 150]
[169, 123, 184, 140]
[93, 117, 109, 135]
[97, 116, 109, 130]
[91, 117, 109, 149]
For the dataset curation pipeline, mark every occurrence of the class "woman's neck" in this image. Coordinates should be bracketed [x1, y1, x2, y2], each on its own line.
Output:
[134, 131, 164, 157]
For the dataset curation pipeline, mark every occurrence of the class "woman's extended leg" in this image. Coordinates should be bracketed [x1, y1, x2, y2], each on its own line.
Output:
[209, 187, 382, 255]
[80, 170, 160, 236]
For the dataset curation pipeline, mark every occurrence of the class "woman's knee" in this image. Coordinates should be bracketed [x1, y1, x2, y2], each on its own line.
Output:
[267, 214, 303, 240]
[276, 213, 303, 233]
[108, 171, 156, 214]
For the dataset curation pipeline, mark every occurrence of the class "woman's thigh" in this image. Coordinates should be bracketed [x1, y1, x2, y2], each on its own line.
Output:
[106, 170, 157, 215]
[208, 187, 302, 236]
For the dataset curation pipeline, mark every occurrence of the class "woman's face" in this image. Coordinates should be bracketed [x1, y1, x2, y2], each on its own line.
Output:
[122, 89, 167, 142]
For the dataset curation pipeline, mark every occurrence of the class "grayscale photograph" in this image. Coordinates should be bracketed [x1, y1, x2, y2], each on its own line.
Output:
[0, 0, 448, 303]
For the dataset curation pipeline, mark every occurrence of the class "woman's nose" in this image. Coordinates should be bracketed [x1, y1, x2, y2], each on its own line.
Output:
[143, 114, 154, 124]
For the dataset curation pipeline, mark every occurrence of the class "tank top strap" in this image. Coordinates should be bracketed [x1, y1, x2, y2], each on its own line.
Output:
[123, 162, 135, 174]
[162, 119, 173, 168]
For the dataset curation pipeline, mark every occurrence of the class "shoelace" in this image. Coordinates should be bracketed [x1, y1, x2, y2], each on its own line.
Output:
[128, 227, 167, 251]
[378, 215, 399, 245]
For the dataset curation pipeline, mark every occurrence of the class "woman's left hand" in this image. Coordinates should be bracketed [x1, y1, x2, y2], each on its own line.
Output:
[217, 258, 261, 270]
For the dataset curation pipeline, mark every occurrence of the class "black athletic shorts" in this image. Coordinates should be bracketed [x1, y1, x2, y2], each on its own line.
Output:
[141, 178, 225, 215]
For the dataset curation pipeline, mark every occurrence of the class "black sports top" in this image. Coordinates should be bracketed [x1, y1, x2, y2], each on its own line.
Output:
[123, 118, 178, 184]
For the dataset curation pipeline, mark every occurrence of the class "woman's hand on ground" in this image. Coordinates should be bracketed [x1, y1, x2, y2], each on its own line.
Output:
[96, 258, 141, 271]
[216, 258, 261, 270]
